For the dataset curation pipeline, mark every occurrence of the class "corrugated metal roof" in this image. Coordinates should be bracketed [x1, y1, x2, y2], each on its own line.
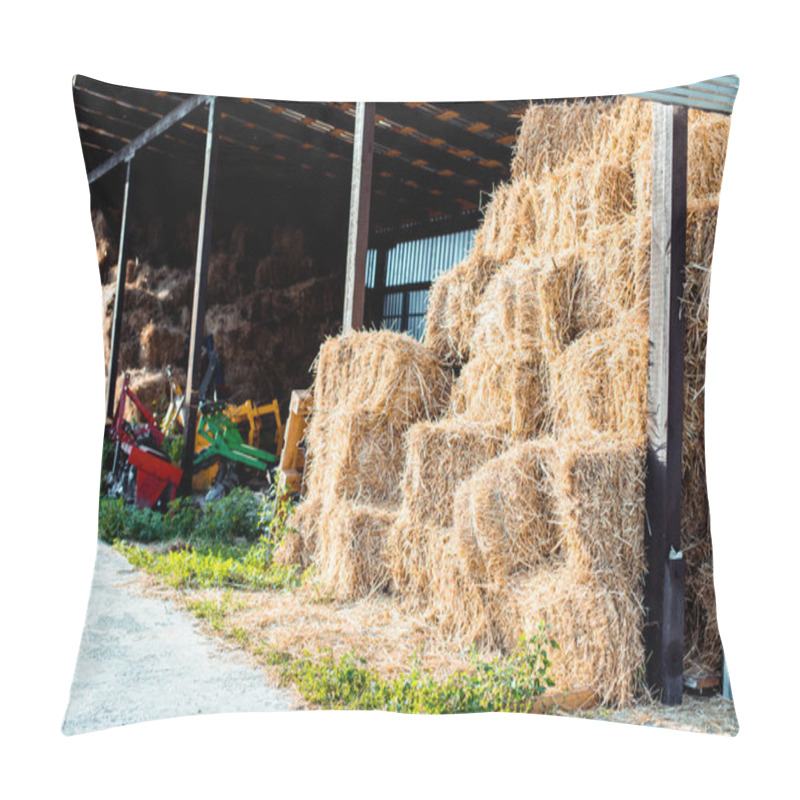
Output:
[631, 75, 739, 115]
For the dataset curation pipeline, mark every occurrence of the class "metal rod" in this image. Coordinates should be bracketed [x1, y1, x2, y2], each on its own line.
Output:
[105, 157, 132, 421]
[179, 97, 219, 496]
[643, 103, 688, 705]
[87, 93, 212, 185]
[343, 101, 375, 333]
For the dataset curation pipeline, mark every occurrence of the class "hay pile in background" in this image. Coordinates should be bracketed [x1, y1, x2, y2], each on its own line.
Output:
[275, 330, 452, 600]
[294, 95, 729, 704]
[100, 223, 344, 427]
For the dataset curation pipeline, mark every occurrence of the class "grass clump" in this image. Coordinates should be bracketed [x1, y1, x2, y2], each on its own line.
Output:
[276, 625, 558, 714]
[115, 539, 301, 591]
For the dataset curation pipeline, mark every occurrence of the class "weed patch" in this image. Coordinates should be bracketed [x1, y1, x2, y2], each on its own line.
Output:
[273, 626, 558, 714]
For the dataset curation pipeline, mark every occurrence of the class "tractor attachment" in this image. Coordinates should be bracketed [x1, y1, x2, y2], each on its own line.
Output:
[106, 373, 183, 509]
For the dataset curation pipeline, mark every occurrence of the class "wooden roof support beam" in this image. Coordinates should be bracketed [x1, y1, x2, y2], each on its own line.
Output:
[643, 102, 688, 705]
[343, 102, 375, 333]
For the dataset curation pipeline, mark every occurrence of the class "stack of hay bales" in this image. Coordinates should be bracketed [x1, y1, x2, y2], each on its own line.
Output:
[276, 96, 730, 703]
[100, 222, 346, 422]
[276, 330, 452, 600]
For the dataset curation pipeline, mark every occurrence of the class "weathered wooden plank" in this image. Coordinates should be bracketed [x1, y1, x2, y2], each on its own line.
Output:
[105, 158, 132, 421]
[343, 102, 375, 333]
[643, 102, 688, 706]
[179, 98, 219, 496]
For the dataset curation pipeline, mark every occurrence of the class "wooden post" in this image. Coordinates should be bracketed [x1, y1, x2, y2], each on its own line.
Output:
[343, 101, 375, 333]
[372, 243, 389, 327]
[179, 98, 219, 496]
[643, 102, 688, 705]
[105, 157, 132, 421]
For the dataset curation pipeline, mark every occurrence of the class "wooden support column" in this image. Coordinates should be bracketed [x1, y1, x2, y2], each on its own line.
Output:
[105, 157, 132, 421]
[643, 102, 688, 705]
[179, 98, 219, 496]
[372, 243, 389, 327]
[343, 101, 375, 333]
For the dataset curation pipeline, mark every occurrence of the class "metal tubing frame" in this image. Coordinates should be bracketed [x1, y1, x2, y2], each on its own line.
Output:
[105, 158, 132, 420]
[179, 97, 219, 495]
[343, 101, 375, 333]
[87, 92, 212, 185]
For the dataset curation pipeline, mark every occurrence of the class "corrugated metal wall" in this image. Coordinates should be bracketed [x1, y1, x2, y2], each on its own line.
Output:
[368, 228, 476, 340]
[366, 228, 475, 288]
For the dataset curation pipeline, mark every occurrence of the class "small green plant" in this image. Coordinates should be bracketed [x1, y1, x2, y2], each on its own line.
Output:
[276, 624, 558, 714]
[98, 487, 266, 546]
[258, 481, 297, 556]
[162, 433, 184, 467]
[114, 539, 301, 591]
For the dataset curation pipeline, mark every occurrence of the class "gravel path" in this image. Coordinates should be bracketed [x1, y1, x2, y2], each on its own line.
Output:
[62, 542, 293, 735]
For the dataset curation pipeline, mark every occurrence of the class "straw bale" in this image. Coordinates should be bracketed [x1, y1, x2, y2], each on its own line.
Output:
[502, 567, 645, 706]
[425, 525, 498, 645]
[554, 433, 646, 589]
[684, 559, 722, 674]
[275, 496, 322, 569]
[313, 329, 451, 422]
[688, 109, 730, 201]
[254, 254, 314, 291]
[93, 207, 117, 276]
[471, 182, 518, 264]
[450, 349, 549, 441]
[582, 213, 651, 317]
[139, 322, 187, 369]
[453, 439, 562, 585]
[400, 418, 508, 529]
[510, 99, 612, 182]
[314, 410, 409, 508]
[313, 500, 397, 601]
[548, 313, 649, 439]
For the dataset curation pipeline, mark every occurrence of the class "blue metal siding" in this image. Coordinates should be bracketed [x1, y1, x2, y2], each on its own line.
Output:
[366, 228, 475, 288]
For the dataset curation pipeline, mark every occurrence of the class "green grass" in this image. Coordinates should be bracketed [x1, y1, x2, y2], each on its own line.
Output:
[273, 626, 558, 714]
[114, 539, 301, 591]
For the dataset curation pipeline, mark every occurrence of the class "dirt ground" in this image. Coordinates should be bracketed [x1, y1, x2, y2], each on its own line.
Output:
[131, 553, 738, 735]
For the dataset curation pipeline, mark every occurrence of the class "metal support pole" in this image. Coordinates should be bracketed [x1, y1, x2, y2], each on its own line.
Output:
[179, 98, 219, 496]
[343, 101, 375, 333]
[643, 103, 688, 705]
[105, 157, 132, 421]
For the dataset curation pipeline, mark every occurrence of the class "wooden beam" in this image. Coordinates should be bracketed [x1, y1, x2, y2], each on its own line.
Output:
[179, 98, 219, 496]
[643, 102, 688, 706]
[343, 102, 375, 333]
[105, 158, 132, 421]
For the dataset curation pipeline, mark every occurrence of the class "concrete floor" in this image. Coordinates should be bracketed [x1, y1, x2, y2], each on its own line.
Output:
[62, 542, 293, 736]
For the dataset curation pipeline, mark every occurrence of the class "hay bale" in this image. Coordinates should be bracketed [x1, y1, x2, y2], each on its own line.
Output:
[502, 567, 645, 707]
[510, 99, 613, 182]
[450, 349, 549, 441]
[312, 329, 451, 422]
[388, 419, 506, 601]
[548, 313, 649, 439]
[423, 251, 501, 366]
[453, 439, 562, 585]
[139, 322, 187, 369]
[554, 434, 646, 589]
[688, 109, 730, 201]
[313, 500, 396, 601]
[400, 419, 507, 529]
[275, 496, 322, 569]
[314, 410, 409, 508]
